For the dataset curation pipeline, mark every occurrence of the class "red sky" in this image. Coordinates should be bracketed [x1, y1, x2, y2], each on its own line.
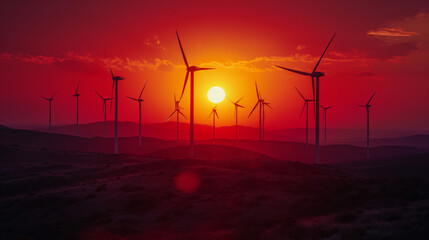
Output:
[1, 0, 428, 131]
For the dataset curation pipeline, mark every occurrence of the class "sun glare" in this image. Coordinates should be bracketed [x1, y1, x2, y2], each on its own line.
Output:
[207, 86, 226, 104]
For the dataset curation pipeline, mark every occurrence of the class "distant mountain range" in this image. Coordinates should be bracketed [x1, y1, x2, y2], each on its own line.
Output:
[1, 127, 428, 164]
[31, 121, 429, 148]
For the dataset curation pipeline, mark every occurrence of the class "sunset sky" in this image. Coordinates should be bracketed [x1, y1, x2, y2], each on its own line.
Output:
[1, 0, 428, 131]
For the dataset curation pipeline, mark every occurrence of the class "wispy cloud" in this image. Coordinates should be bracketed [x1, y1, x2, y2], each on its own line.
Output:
[1, 51, 373, 73]
[142, 35, 166, 51]
[367, 28, 420, 37]
[0, 52, 175, 72]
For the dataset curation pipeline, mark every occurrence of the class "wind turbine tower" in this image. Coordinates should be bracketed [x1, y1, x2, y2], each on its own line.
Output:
[276, 33, 336, 164]
[176, 31, 215, 158]
[127, 81, 147, 146]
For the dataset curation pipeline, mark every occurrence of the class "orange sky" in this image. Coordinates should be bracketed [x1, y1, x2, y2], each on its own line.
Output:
[0, 0, 429, 131]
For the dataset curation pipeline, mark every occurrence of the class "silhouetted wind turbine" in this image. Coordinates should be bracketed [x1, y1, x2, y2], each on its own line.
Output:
[230, 97, 245, 140]
[248, 82, 265, 141]
[167, 94, 187, 141]
[359, 92, 376, 159]
[72, 81, 80, 136]
[41, 92, 56, 132]
[276, 33, 336, 164]
[95, 91, 113, 137]
[296, 87, 314, 149]
[109, 65, 125, 154]
[208, 106, 219, 140]
[127, 81, 147, 146]
[262, 101, 272, 140]
[320, 104, 334, 145]
[176, 31, 215, 158]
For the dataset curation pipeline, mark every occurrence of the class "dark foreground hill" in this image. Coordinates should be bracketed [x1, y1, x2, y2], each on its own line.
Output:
[1, 144, 429, 239]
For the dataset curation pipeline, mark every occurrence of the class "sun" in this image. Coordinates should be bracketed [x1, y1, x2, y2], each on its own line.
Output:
[207, 86, 225, 104]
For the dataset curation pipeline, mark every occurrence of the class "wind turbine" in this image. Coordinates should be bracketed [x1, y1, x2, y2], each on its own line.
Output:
[320, 104, 334, 145]
[262, 101, 272, 140]
[109, 65, 125, 154]
[230, 97, 245, 140]
[276, 33, 336, 164]
[127, 81, 147, 146]
[41, 92, 56, 132]
[208, 106, 219, 140]
[72, 81, 80, 136]
[359, 92, 376, 159]
[248, 82, 265, 141]
[176, 31, 215, 158]
[296, 87, 314, 149]
[95, 91, 113, 137]
[167, 94, 187, 141]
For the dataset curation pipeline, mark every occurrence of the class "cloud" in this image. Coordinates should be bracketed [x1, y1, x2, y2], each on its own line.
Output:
[367, 28, 420, 37]
[142, 35, 166, 51]
[0, 52, 175, 73]
[296, 45, 306, 51]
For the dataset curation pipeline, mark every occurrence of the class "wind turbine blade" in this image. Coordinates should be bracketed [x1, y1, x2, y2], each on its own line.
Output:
[275, 65, 312, 76]
[255, 82, 260, 99]
[174, 93, 177, 103]
[208, 111, 213, 119]
[311, 76, 315, 102]
[139, 81, 147, 99]
[312, 32, 336, 73]
[42, 96, 49, 100]
[237, 104, 245, 108]
[127, 96, 138, 101]
[75, 81, 80, 95]
[300, 102, 306, 118]
[248, 101, 259, 117]
[236, 96, 244, 104]
[110, 81, 115, 112]
[327, 106, 334, 109]
[50, 92, 56, 99]
[178, 110, 188, 120]
[95, 90, 103, 100]
[367, 91, 376, 105]
[179, 71, 190, 101]
[109, 65, 114, 78]
[176, 31, 189, 68]
[265, 103, 272, 109]
[167, 110, 177, 121]
[215, 111, 219, 119]
[195, 67, 215, 71]
[295, 87, 305, 100]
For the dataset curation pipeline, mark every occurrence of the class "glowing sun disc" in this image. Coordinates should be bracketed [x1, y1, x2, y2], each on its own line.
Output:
[207, 86, 225, 103]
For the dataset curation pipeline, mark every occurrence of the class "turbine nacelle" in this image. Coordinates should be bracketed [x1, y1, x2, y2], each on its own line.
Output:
[312, 72, 324, 77]
[113, 76, 125, 81]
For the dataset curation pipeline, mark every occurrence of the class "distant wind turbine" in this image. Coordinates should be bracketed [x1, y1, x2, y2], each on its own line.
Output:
[296, 87, 314, 149]
[230, 97, 245, 140]
[320, 104, 334, 145]
[262, 101, 272, 140]
[127, 81, 147, 146]
[176, 31, 215, 158]
[109, 65, 125, 154]
[359, 92, 376, 159]
[95, 90, 113, 137]
[208, 106, 219, 140]
[72, 81, 80, 136]
[41, 92, 56, 132]
[276, 33, 336, 164]
[167, 94, 187, 141]
[248, 82, 266, 141]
